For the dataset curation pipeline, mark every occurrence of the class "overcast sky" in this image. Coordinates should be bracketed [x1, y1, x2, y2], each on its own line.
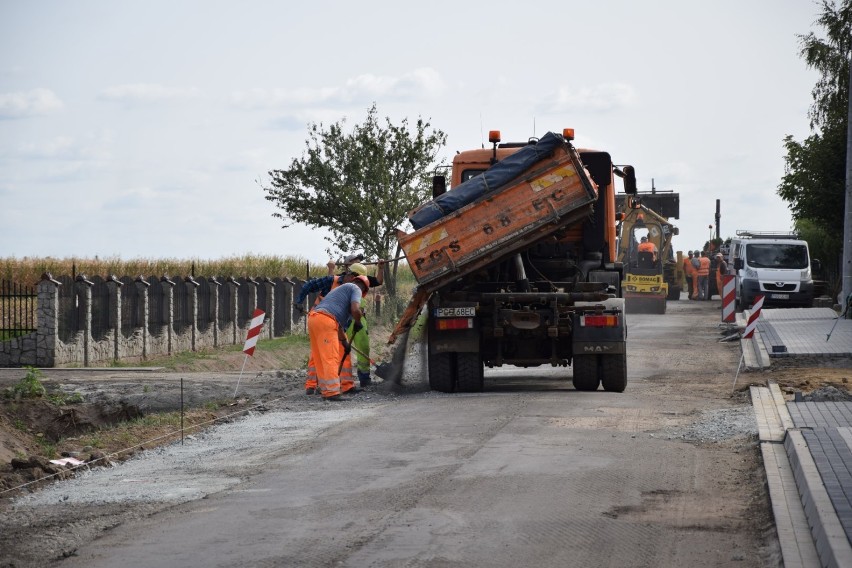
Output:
[0, 0, 824, 265]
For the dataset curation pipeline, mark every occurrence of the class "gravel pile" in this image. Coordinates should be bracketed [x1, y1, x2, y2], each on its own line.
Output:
[13, 405, 378, 508]
[663, 405, 758, 444]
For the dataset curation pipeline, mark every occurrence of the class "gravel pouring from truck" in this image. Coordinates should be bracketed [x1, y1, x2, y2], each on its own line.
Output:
[387, 129, 631, 394]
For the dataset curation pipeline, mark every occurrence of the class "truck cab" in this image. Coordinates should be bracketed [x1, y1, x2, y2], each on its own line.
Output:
[730, 230, 818, 309]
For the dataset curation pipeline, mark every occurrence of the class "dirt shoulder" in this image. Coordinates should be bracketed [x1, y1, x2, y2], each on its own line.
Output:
[0, 327, 403, 500]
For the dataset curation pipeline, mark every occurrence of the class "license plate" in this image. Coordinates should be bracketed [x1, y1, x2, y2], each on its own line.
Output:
[435, 307, 475, 317]
[770, 293, 789, 300]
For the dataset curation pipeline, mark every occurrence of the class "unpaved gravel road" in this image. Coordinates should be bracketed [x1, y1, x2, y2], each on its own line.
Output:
[1, 299, 784, 567]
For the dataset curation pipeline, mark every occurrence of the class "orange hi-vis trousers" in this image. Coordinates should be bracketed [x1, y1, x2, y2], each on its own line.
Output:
[304, 277, 354, 394]
[308, 311, 343, 398]
[305, 353, 353, 392]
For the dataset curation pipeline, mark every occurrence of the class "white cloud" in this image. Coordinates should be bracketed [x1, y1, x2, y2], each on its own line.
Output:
[230, 67, 446, 110]
[99, 83, 201, 105]
[537, 83, 638, 114]
[0, 88, 64, 119]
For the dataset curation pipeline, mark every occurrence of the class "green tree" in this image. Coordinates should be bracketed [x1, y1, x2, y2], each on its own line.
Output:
[778, 0, 851, 292]
[263, 104, 447, 293]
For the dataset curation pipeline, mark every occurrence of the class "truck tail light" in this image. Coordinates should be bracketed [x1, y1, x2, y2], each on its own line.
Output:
[580, 314, 619, 327]
[436, 318, 474, 330]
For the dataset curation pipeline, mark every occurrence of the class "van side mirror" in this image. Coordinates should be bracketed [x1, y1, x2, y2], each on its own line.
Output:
[734, 258, 743, 271]
[432, 175, 447, 198]
[812, 258, 821, 273]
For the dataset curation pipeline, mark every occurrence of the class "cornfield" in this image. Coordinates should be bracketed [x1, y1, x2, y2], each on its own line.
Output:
[0, 254, 333, 285]
[0, 254, 418, 329]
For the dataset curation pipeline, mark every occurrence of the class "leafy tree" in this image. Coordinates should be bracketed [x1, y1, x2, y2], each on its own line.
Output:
[263, 104, 447, 293]
[778, 0, 851, 288]
[795, 217, 843, 282]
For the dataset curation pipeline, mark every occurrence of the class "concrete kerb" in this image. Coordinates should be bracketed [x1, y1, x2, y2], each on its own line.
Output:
[752, 384, 820, 566]
[750, 380, 852, 567]
[785, 430, 852, 568]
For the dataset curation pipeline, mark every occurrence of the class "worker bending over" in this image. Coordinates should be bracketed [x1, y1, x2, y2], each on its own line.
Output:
[307, 276, 370, 401]
[296, 260, 384, 393]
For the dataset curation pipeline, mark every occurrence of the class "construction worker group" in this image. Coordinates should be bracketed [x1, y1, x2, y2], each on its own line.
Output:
[683, 249, 729, 301]
[297, 258, 385, 401]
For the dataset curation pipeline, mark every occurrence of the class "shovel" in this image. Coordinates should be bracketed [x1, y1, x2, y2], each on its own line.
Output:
[337, 328, 374, 374]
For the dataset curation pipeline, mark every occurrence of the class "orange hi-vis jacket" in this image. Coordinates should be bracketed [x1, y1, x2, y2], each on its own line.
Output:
[638, 241, 656, 254]
[683, 257, 696, 276]
[697, 256, 711, 276]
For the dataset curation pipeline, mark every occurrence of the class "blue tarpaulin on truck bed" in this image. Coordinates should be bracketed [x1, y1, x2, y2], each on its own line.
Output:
[408, 131, 565, 230]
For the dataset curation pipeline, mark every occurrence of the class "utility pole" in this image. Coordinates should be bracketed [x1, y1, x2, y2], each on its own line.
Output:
[715, 199, 721, 241]
[843, 53, 852, 313]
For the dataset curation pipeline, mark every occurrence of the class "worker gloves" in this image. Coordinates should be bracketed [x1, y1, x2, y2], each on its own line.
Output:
[353, 321, 364, 334]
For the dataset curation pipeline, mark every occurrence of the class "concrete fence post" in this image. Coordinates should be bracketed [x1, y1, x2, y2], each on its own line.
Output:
[248, 277, 259, 318]
[185, 276, 200, 351]
[75, 275, 94, 367]
[160, 277, 176, 355]
[36, 273, 61, 367]
[106, 275, 123, 363]
[263, 278, 275, 340]
[134, 277, 151, 361]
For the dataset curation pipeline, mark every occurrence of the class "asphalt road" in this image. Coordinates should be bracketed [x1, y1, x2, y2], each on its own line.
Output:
[16, 299, 781, 567]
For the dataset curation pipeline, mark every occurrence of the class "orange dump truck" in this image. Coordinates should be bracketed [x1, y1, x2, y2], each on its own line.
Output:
[390, 129, 634, 393]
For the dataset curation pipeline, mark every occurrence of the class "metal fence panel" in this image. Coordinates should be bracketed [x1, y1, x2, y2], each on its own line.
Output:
[90, 276, 110, 341]
[57, 275, 79, 343]
[0, 280, 37, 339]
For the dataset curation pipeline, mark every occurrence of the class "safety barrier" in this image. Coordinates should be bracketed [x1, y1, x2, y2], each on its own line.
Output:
[721, 275, 736, 323]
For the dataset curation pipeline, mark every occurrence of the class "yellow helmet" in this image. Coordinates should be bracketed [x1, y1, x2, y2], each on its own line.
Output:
[348, 262, 368, 276]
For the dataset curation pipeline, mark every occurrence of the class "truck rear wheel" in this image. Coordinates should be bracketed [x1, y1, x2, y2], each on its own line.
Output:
[600, 353, 627, 392]
[456, 353, 484, 392]
[572, 355, 600, 391]
[428, 352, 456, 393]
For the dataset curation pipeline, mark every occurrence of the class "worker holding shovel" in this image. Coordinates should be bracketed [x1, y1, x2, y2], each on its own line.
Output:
[296, 259, 384, 393]
[307, 276, 370, 401]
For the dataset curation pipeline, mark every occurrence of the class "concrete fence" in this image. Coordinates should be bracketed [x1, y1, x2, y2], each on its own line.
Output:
[0, 273, 310, 368]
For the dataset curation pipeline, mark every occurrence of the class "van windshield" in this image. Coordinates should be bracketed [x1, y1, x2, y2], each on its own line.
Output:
[745, 243, 808, 269]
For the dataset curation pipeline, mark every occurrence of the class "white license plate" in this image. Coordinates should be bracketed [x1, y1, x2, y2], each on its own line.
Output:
[770, 293, 789, 299]
[435, 307, 475, 317]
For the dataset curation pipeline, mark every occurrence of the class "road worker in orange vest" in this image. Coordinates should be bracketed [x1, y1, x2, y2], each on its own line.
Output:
[715, 253, 729, 302]
[697, 250, 711, 300]
[307, 276, 370, 400]
[690, 249, 702, 300]
[683, 251, 696, 300]
[637, 235, 658, 264]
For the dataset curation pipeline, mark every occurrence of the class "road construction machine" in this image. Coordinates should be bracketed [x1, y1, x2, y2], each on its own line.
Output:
[615, 186, 681, 313]
[387, 129, 634, 393]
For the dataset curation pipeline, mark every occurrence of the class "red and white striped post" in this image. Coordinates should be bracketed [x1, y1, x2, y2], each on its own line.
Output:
[732, 295, 764, 392]
[235, 308, 265, 397]
[743, 295, 764, 338]
[721, 275, 736, 323]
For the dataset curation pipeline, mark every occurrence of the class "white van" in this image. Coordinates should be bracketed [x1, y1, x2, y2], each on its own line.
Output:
[730, 231, 818, 309]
